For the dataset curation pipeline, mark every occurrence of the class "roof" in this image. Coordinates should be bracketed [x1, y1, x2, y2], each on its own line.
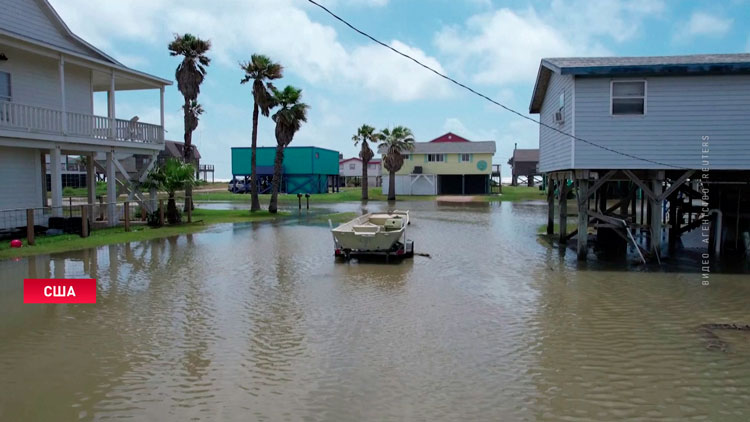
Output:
[0, 0, 171, 89]
[339, 157, 381, 164]
[428, 132, 471, 143]
[508, 149, 539, 165]
[378, 140, 496, 155]
[530, 53, 750, 113]
[164, 140, 201, 160]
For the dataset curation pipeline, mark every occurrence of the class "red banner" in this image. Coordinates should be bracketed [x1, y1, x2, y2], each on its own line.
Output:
[23, 279, 97, 304]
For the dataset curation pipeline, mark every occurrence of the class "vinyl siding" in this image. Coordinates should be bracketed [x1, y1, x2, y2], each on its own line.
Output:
[0, 46, 92, 113]
[0, 0, 96, 56]
[0, 146, 42, 214]
[383, 153, 494, 175]
[538, 72, 573, 172]
[574, 75, 750, 170]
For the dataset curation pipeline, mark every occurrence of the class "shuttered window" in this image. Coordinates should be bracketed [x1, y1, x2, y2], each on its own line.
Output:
[611, 81, 646, 115]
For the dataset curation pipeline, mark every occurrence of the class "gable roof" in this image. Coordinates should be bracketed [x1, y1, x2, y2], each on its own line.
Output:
[340, 157, 381, 164]
[429, 132, 471, 143]
[530, 53, 750, 113]
[164, 140, 201, 160]
[0, 0, 171, 88]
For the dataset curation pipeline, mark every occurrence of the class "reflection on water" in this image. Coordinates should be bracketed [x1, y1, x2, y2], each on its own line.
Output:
[1, 201, 749, 421]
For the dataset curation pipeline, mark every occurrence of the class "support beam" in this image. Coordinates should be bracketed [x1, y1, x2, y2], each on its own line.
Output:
[50, 146, 63, 216]
[577, 179, 589, 260]
[558, 179, 568, 243]
[59, 54, 67, 133]
[581, 170, 615, 204]
[40, 152, 48, 207]
[547, 180, 555, 235]
[106, 151, 117, 226]
[650, 179, 664, 257]
[87, 154, 96, 206]
[108, 70, 116, 139]
[159, 86, 165, 139]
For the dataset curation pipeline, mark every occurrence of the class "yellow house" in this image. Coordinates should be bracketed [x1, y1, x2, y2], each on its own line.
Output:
[380, 132, 496, 195]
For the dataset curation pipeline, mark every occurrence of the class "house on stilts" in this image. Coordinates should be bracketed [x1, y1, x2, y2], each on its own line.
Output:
[530, 54, 750, 261]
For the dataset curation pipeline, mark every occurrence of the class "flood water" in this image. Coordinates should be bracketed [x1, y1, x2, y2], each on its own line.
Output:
[1, 200, 749, 421]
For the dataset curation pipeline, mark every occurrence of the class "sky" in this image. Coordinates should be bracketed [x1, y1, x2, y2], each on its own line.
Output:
[49, 0, 750, 180]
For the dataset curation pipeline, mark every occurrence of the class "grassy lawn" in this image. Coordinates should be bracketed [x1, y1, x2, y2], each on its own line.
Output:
[0, 209, 290, 260]
[482, 185, 547, 202]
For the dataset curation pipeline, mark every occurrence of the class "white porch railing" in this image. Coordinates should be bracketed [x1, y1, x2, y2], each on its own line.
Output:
[0, 101, 164, 145]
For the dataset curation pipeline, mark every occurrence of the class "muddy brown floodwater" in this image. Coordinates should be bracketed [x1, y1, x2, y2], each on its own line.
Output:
[1, 201, 749, 421]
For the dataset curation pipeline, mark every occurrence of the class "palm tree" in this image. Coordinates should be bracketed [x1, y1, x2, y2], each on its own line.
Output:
[268, 86, 309, 213]
[379, 126, 415, 201]
[240, 55, 283, 212]
[168, 33, 210, 209]
[144, 158, 196, 224]
[351, 124, 380, 201]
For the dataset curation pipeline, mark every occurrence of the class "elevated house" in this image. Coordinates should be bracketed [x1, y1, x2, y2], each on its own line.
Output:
[231, 146, 340, 194]
[339, 157, 381, 187]
[380, 132, 496, 196]
[530, 54, 750, 261]
[0, 0, 170, 228]
[507, 145, 540, 186]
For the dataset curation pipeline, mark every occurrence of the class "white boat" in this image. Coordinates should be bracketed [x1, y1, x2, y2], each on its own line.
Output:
[332, 210, 410, 253]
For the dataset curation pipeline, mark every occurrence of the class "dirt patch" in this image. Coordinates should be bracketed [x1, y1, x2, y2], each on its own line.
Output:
[436, 196, 480, 203]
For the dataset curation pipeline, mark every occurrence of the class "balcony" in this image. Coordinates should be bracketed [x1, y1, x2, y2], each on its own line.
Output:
[0, 101, 164, 145]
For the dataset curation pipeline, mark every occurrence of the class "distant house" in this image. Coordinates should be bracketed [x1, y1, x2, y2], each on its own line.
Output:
[339, 157, 382, 187]
[231, 146, 340, 194]
[530, 53, 750, 260]
[507, 146, 540, 186]
[379, 132, 496, 195]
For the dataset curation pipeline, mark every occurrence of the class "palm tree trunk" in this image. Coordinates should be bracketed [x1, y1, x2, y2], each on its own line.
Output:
[268, 145, 285, 213]
[167, 193, 181, 224]
[250, 102, 261, 212]
[183, 97, 194, 212]
[361, 156, 369, 201]
[388, 170, 396, 201]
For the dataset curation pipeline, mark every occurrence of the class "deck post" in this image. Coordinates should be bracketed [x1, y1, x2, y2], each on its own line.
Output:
[558, 178, 568, 243]
[50, 146, 63, 217]
[26, 209, 35, 246]
[87, 153, 96, 207]
[80, 205, 89, 238]
[650, 178, 664, 257]
[577, 178, 589, 260]
[124, 201, 130, 232]
[668, 193, 679, 253]
[40, 153, 48, 207]
[106, 151, 117, 227]
[547, 179, 555, 235]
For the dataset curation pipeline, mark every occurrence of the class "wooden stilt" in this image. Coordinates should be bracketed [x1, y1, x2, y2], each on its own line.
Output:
[558, 179, 568, 243]
[651, 179, 664, 257]
[547, 180, 555, 235]
[577, 179, 589, 260]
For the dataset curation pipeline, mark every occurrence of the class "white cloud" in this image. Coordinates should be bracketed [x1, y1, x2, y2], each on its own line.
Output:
[50, 0, 447, 102]
[435, 0, 663, 86]
[683, 12, 733, 38]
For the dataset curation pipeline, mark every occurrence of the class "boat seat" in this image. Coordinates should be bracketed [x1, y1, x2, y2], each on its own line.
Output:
[353, 224, 380, 233]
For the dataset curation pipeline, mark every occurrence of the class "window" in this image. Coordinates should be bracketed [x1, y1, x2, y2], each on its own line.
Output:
[427, 154, 445, 162]
[611, 81, 646, 115]
[402, 154, 410, 160]
[0, 72, 10, 102]
[459, 153, 471, 162]
[349, 164, 355, 170]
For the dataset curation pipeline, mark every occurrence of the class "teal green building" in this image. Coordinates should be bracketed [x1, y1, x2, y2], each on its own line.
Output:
[231, 146, 340, 194]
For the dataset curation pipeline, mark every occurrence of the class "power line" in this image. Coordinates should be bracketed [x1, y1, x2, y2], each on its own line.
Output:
[306, 0, 686, 170]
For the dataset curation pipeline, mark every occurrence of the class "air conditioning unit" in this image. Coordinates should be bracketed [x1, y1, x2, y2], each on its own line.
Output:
[554, 110, 564, 124]
[413, 166, 423, 174]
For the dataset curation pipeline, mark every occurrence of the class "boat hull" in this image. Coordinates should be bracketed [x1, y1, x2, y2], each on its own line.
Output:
[331, 211, 409, 252]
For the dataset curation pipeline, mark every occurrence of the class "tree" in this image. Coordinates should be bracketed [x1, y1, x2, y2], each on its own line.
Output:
[379, 126, 415, 201]
[351, 124, 380, 201]
[240, 54, 283, 212]
[168, 33, 210, 209]
[144, 158, 196, 224]
[268, 86, 309, 213]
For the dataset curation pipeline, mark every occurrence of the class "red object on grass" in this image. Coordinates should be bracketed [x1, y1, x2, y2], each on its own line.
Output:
[10, 239, 22, 248]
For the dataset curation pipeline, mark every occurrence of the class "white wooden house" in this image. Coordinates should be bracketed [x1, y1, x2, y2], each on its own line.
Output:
[0, 0, 170, 227]
[339, 157, 381, 187]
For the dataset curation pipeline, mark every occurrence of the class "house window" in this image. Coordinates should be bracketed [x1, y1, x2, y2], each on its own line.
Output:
[611, 81, 646, 115]
[0, 72, 10, 102]
[427, 154, 445, 162]
[402, 154, 410, 160]
[349, 164, 355, 170]
[459, 153, 471, 162]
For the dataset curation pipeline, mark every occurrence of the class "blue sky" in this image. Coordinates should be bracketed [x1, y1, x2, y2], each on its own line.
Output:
[50, 0, 750, 179]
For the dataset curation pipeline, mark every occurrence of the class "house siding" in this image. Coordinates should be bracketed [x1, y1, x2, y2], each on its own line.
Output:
[0, 46, 92, 113]
[0, 146, 42, 213]
[574, 75, 750, 170]
[538, 72, 574, 172]
[0, 0, 95, 56]
[384, 153, 494, 175]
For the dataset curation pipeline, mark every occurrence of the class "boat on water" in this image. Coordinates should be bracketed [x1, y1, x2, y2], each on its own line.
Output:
[331, 210, 413, 259]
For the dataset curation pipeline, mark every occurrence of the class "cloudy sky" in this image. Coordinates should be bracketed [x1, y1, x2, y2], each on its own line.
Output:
[50, 0, 748, 179]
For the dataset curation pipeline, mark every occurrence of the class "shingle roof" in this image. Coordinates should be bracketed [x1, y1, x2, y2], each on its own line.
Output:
[511, 149, 539, 162]
[378, 141, 496, 155]
[530, 53, 750, 113]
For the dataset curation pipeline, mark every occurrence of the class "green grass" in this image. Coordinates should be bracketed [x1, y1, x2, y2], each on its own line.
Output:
[480, 186, 547, 202]
[537, 222, 579, 235]
[61, 182, 107, 198]
[0, 209, 287, 260]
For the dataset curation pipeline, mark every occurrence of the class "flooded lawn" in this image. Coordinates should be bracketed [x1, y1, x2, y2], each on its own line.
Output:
[1, 201, 749, 421]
